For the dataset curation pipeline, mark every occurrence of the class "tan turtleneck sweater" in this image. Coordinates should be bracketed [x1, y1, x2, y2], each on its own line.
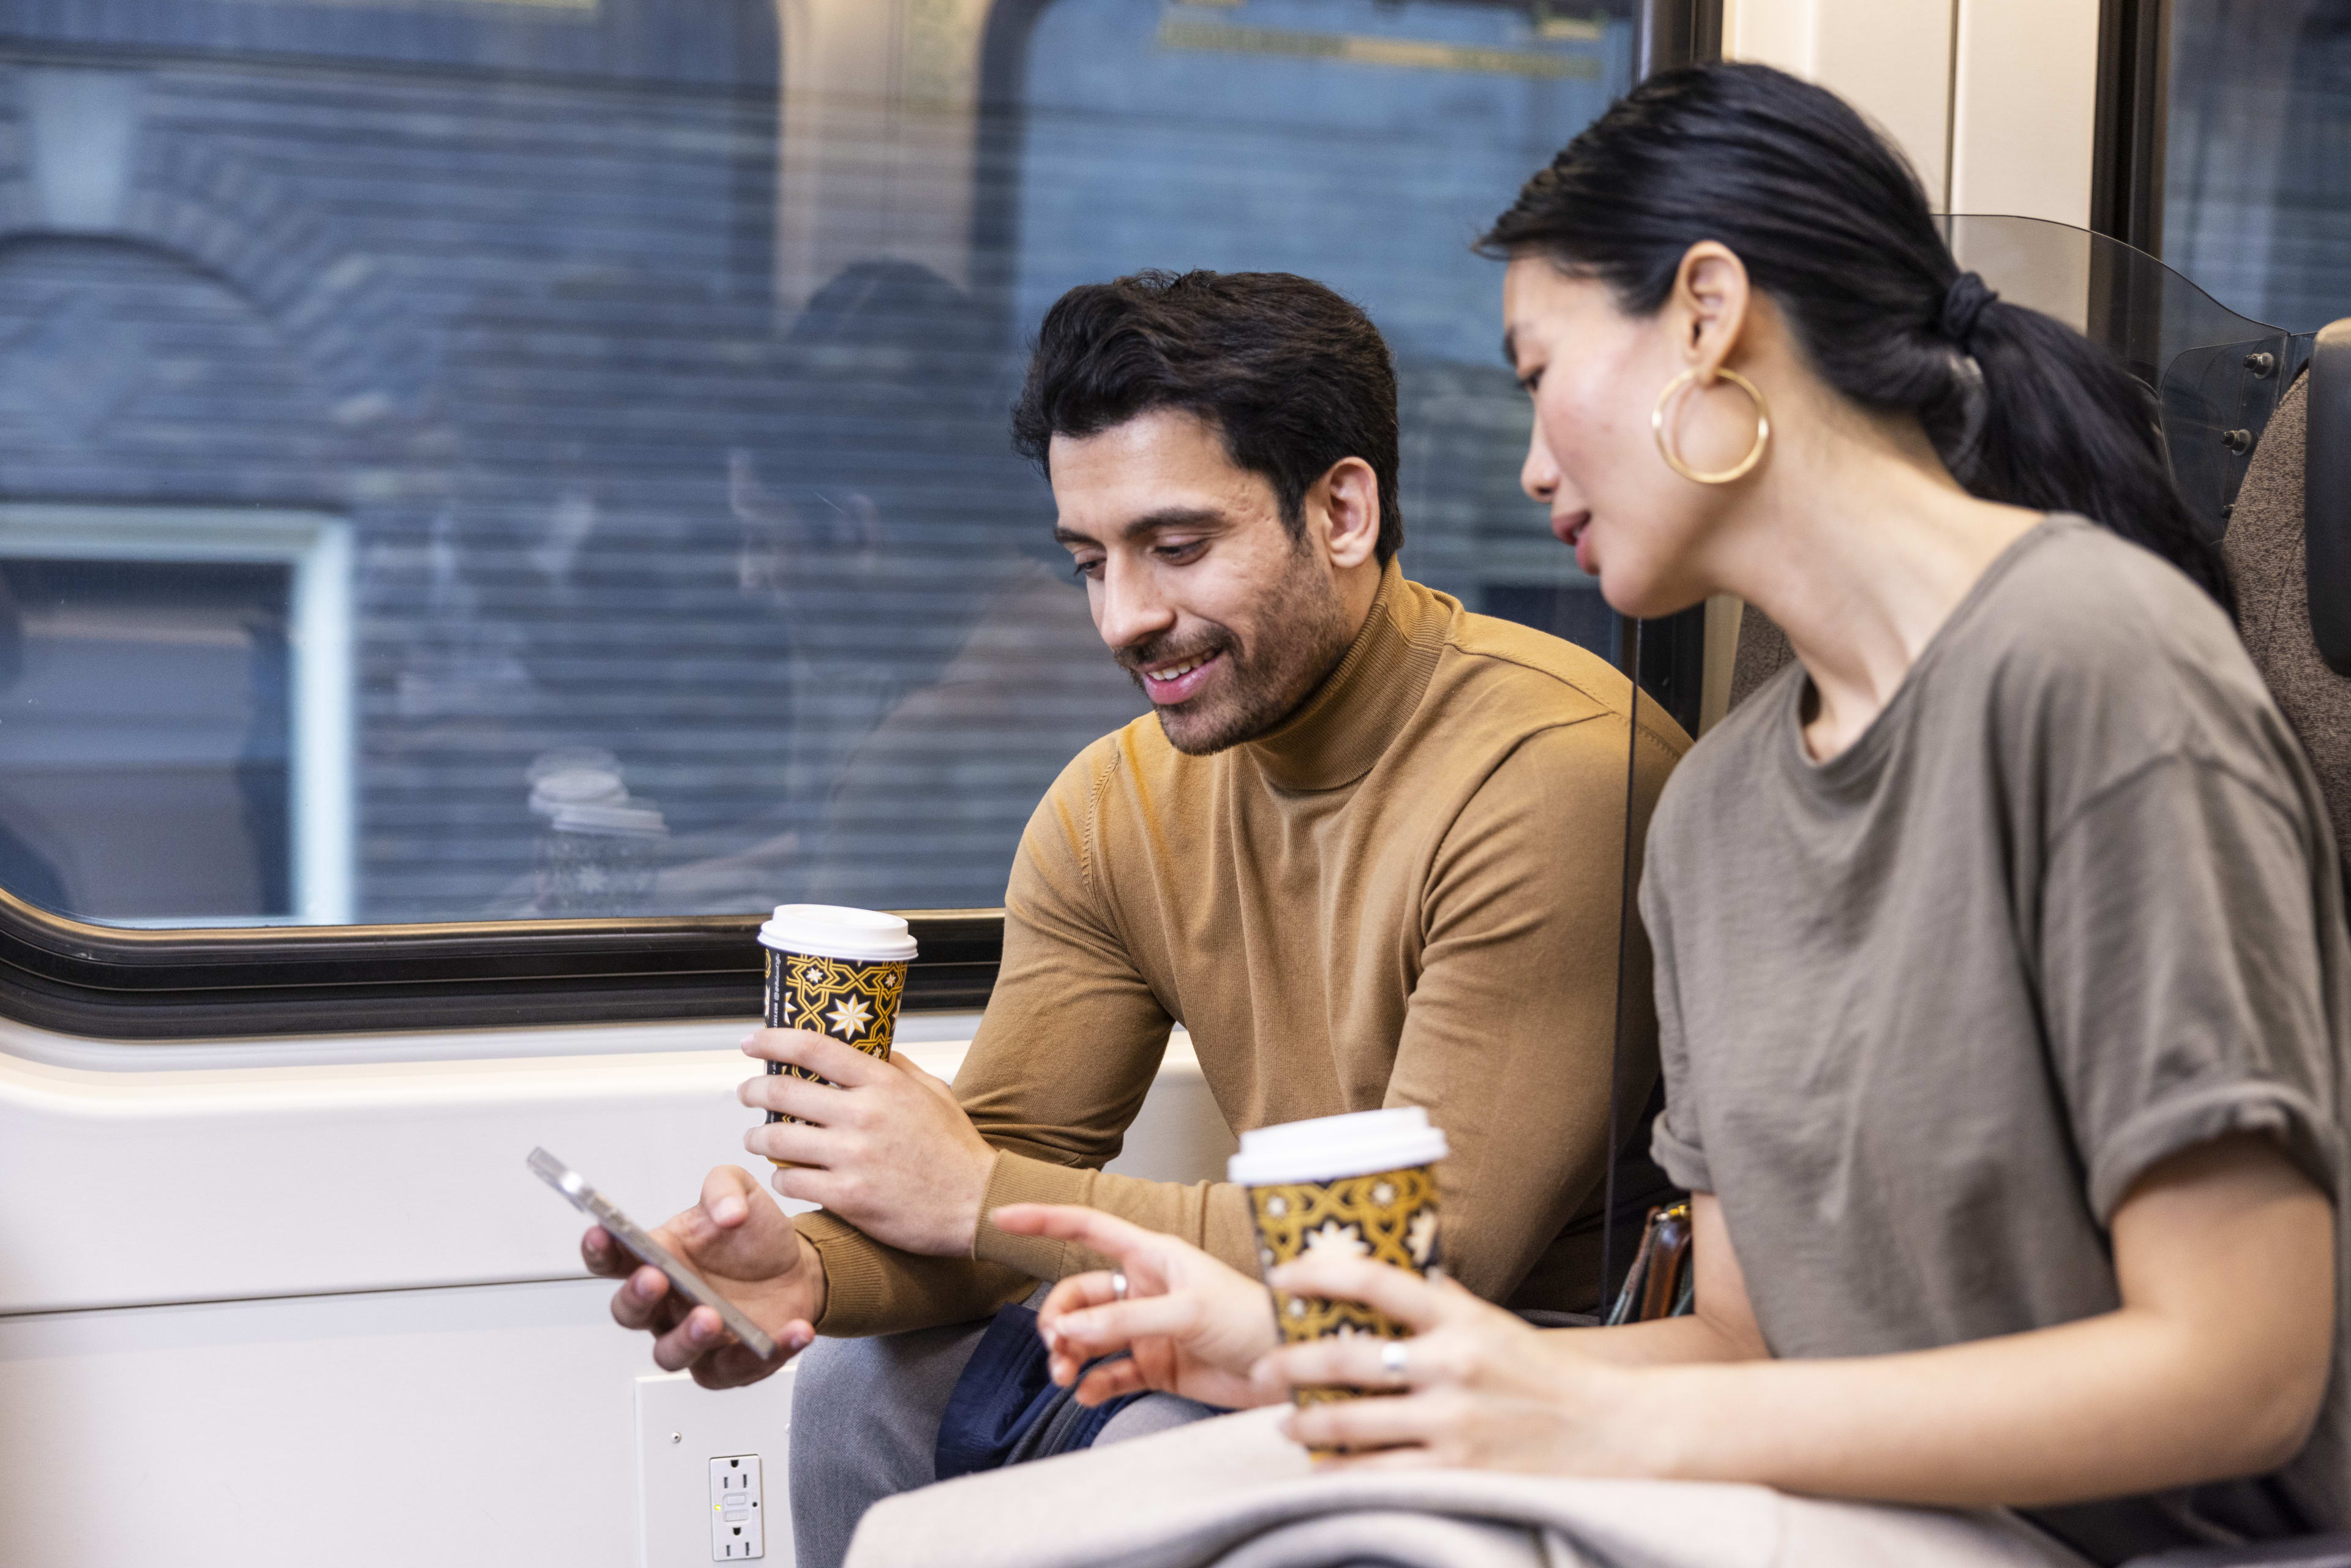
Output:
[798, 561, 1689, 1335]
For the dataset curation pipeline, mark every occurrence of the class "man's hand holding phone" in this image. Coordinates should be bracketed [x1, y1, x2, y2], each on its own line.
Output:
[582, 1165, 826, 1387]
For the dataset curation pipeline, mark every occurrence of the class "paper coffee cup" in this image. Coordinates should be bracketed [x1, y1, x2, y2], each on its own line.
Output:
[1229, 1107, 1448, 1432]
[757, 904, 917, 1168]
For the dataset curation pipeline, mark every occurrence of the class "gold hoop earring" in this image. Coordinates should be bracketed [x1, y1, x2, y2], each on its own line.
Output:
[1652, 367, 1771, 485]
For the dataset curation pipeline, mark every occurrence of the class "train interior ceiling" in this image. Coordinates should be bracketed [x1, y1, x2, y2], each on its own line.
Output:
[0, 0, 2347, 1564]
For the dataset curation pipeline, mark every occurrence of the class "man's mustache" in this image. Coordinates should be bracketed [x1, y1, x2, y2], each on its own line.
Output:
[1114, 627, 1237, 676]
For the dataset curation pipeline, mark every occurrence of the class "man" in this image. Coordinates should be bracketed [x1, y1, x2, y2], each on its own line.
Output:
[586, 271, 1687, 1568]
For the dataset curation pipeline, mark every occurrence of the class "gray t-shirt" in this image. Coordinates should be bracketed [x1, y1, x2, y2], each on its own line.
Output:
[1643, 517, 2351, 1564]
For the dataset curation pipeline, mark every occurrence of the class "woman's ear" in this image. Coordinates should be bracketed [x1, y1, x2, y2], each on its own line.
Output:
[1315, 456, 1382, 571]
[1673, 241, 1753, 378]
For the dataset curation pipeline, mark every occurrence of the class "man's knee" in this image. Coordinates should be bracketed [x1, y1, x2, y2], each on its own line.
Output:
[791, 1322, 997, 1568]
[793, 1324, 985, 1484]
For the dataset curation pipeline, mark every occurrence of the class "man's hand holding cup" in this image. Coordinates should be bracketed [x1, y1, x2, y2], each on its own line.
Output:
[737, 1025, 997, 1256]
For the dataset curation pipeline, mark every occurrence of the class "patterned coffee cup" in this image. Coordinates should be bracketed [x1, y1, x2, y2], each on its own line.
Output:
[757, 905, 917, 1168]
[1230, 1108, 1449, 1440]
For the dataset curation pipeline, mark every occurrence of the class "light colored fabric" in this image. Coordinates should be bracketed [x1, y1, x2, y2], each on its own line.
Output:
[1643, 517, 2351, 1556]
[801, 559, 1690, 1335]
[842, 1406, 2089, 1568]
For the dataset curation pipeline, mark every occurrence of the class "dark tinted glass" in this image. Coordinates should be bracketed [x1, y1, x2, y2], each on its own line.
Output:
[2164, 0, 2351, 334]
[0, 0, 1633, 926]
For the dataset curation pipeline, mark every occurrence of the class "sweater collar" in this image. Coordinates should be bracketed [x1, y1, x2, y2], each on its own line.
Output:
[1244, 558, 1447, 792]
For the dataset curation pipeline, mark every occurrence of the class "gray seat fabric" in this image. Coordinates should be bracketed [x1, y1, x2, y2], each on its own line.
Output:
[1727, 600, 1795, 713]
[2227, 369, 2351, 887]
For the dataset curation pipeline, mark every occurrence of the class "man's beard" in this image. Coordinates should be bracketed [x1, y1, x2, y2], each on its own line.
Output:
[1115, 552, 1357, 757]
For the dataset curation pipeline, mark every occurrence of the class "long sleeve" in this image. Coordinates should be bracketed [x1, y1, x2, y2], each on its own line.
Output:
[1381, 715, 1665, 1308]
[958, 735, 1261, 1283]
[806, 736, 1183, 1335]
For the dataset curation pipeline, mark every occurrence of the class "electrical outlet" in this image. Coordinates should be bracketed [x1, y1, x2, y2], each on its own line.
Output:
[638, 1367, 795, 1567]
[709, 1455, 764, 1560]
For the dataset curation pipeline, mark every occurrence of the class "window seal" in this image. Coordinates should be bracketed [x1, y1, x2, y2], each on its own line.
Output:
[0, 891, 1003, 1041]
[2091, 0, 2170, 255]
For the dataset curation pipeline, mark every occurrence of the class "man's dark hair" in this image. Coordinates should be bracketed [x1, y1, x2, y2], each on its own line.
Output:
[1011, 270, 1403, 564]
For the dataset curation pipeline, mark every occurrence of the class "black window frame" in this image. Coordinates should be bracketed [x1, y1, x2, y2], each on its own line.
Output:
[2091, 0, 2171, 257]
[0, 0, 1719, 1041]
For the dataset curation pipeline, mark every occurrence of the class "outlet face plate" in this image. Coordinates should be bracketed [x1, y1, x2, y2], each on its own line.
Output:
[710, 1454, 763, 1559]
[637, 1367, 795, 1567]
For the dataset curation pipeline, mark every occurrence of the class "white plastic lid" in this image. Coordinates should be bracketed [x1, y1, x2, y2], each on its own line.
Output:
[1226, 1106, 1449, 1186]
[530, 767, 627, 819]
[549, 799, 667, 838]
[757, 904, 918, 964]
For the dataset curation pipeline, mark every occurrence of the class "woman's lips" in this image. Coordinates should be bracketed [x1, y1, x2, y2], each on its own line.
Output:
[1553, 512, 1595, 576]
[1140, 648, 1223, 705]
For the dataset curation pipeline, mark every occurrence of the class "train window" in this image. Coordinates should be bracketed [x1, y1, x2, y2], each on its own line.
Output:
[0, 506, 353, 926]
[0, 2, 1687, 1035]
[0, 1, 1637, 941]
[2162, 1, 2351, 331]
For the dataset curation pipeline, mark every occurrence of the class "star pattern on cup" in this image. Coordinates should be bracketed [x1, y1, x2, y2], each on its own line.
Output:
[826, 994, 874, 1040]
[1406, 1208, 1439, 1267]
[1302, 1220, 1368, 1262]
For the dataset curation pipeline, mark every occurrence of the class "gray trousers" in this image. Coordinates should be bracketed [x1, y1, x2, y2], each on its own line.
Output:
[789, 1299, 1217, 1568]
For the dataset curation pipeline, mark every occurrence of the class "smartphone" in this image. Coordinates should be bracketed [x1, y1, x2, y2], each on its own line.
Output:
[528, 1147, 779, 1360]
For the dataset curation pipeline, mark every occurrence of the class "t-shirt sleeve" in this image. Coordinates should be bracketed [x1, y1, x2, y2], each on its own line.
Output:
[2041, 754, 2345, 1221]
[1640, 839, 1712, 1194]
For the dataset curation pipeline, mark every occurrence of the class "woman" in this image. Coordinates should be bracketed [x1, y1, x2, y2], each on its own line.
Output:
[847, 62, 2350, 1568]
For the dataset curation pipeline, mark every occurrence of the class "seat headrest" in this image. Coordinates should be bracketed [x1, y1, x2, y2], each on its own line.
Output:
[2227, 370, 2351, 879]
[2308, 320, 2351, 675]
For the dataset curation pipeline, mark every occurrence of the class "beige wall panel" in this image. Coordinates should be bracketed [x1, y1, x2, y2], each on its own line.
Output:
[1722, 0, 1957, 208]
[1949, 0, 2099, 226]
[774, 0, 997, 314]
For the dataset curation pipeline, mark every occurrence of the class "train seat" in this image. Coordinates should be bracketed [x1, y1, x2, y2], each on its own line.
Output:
[2227, 322, 2351, 885]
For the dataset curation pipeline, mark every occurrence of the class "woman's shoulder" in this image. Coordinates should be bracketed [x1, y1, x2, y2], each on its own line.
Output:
[1643, 657, 1802, 863]
[1974, 516, 2237, 661]
[1954, 517, 2265, 730]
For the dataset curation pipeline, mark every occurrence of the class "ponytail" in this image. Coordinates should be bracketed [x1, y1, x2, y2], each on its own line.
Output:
[1481, 63, 2232, 613]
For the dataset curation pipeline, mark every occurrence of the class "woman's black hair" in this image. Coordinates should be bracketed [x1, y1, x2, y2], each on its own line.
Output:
[1482, 62, 2232, 612]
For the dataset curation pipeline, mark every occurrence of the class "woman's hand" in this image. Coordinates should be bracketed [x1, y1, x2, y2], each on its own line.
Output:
[989, 1204, 1281, 1411]
[1253, 1255, 1652, 1473]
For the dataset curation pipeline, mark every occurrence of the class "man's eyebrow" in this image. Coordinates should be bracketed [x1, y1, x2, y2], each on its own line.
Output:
[1054, 508, 1224, 547]
[1500, 327, 1519, 369]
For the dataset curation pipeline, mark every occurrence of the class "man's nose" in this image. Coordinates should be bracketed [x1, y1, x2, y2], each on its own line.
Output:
[1093, 556, 1177, 652]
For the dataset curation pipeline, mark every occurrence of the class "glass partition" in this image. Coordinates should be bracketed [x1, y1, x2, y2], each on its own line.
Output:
[0, 1, 1641, 929]
[1941, 215, 2312, 538]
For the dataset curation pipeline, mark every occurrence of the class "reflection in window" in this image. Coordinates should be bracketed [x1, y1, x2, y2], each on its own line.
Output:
[2165, 0, 2351, 331]
[0, 1, 1632, 926]
[0, 508, 353, 924]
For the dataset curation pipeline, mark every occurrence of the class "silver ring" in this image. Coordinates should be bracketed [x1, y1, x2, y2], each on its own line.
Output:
[1110, 1271, 1129, 1302]
[1380, 1339, 1409, 1384]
